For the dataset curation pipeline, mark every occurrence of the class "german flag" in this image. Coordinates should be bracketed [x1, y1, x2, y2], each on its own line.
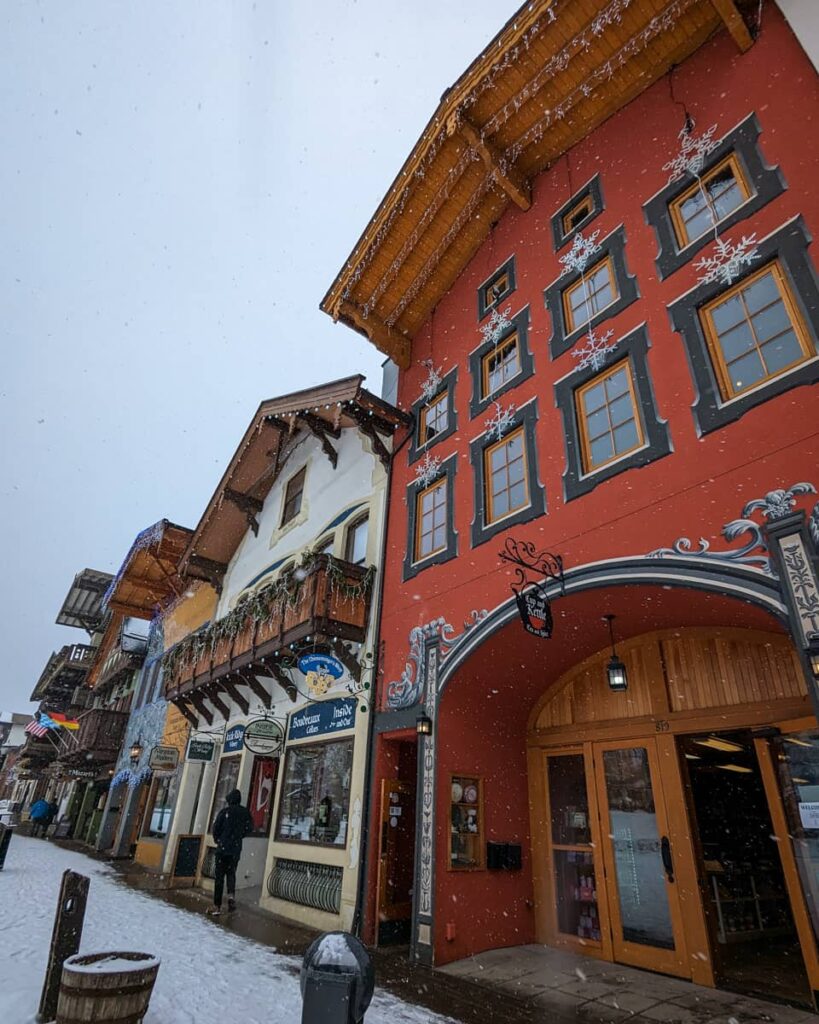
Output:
[50, 712, 80, 731]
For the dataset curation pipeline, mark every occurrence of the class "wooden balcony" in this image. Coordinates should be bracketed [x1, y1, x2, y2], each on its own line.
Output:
[31, 643, 96, 702]
[57, 707, 129, 766]
[164, 556, 373, 715]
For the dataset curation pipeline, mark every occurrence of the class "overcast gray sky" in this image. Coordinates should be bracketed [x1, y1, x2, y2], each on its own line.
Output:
[0, 2, 503, 713]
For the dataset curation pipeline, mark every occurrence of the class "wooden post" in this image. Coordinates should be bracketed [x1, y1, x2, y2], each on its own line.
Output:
[0, 823, 11, 869]
[39, 869, 89, 1023]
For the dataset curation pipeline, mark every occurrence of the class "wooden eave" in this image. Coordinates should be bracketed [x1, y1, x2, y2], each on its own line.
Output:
[105, 522, 192, 619]
[321, 0, 752, 366]
[85, 613, 124, 689]
[180, 376, 409, 582]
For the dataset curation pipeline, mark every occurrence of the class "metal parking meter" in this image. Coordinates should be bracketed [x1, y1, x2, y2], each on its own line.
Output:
[300, 932, 374, 1024]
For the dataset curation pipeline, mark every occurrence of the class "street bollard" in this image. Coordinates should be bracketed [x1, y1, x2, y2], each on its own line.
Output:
[0, 822, 12, 870]
[300, 932, 374, 1024]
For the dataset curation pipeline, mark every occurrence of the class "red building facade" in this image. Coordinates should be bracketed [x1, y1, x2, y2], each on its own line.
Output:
[326, 1, 819, 1008]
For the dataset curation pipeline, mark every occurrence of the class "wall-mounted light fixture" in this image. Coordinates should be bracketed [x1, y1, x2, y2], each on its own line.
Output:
[604, 614, 628, 692]
[129, 738, 144, 765]
[416, 714, 433, 737]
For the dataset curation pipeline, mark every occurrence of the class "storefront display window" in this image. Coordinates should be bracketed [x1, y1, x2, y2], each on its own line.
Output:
[276, 739, 353, 846]
[450, 775, 483, 870]
[774, 731, 819, 944]
[209, 755, 241, 833]
[141, 773, 177, 838]
[248, 755, 278, 837]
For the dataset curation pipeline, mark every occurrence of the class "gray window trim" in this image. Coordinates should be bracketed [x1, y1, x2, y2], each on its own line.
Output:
[555, 324, 672, 502]
[477, 255, 517, 320]
[403, 454, 458, 581]
[408, 367, 458, 465]
[668, 216, 819, 436]
[643, 113, 786, 280]
[469, 399, 546, 549]
[468, 306, 534, 418]
[543, 224, 638, 359]
[551, 174, 604, 251]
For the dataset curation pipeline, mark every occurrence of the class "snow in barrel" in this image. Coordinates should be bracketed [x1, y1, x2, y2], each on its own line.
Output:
[56, 951, 161, 1024]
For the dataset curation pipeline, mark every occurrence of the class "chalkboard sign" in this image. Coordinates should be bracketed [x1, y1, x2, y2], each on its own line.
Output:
[171, 834, 203, 885]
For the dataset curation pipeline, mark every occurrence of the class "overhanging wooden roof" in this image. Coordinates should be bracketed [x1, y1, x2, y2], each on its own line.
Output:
[102, 520, 193, 620]
[180, 375, 409, 588]
[321, 0, 754, 367]
[55, 568, 114, 632]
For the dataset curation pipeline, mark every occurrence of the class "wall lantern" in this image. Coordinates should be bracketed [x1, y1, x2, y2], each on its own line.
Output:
[416, 714, 433, 737]
[129, 739, 144, 765]
[604, 614, 628, 693]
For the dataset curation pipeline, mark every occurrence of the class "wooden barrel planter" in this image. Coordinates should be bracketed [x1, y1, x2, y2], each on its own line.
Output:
[56, 952, 161, 1024]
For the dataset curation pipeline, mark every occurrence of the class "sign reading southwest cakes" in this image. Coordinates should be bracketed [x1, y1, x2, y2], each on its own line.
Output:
[289, 697, 356, 741]
[186, 738, 215, 762]
[224, 724, 245, 753]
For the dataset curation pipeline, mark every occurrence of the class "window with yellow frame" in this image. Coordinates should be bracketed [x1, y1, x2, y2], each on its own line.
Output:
[699, 261, 814, 401]
[481, 270, 510, 311]
[484, 427, 529, 524]
[576, 360, 644, 473]
[563, 256, 618, 334]
[414, 478, 447, 562]
[670, 153, 751, 248]
[481, 333, 520, 399]
[418, 391, 448, 446]
[562, 195, 593, 236]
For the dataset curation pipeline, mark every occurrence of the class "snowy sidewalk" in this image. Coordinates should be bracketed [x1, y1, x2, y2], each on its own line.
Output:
[0, 837, 456, 1024]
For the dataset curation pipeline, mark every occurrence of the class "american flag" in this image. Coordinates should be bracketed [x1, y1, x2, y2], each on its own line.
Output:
[25, 719, 49, 738]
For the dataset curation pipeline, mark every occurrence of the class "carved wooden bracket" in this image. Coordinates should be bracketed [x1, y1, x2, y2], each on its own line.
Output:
[187, 692, 214, 726]
[296, 412, 340, 469]
[223, 487, 264, 538]
[447, 112, 531, 211]
[710, 0, 753, 52]
[186, 554, 227, 595]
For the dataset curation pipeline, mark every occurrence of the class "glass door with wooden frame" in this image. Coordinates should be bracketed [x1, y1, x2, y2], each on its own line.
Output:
[376, 779, 415, 930]
[593, 739, 689, 977]
[544, 750, 608, 953]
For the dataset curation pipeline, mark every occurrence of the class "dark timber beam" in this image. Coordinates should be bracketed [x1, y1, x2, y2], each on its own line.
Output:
[345, 405, 391, 467]
[328, 640, 362, 683]
[710, 0, 753, 51]
[223, 488, 264, 537]
[235, 667, 272, 709]
[185, 554, 227, 595]
[447, 112, 531, 211]
[204, 683, 231, 722]
[297, 413, 339, 470]
[264, 659, 298, 702]
[222, 679, 250, 716]
[172, 698, 199, 729]
[336, 300, 411, 370]
[188, 693, 214, 726]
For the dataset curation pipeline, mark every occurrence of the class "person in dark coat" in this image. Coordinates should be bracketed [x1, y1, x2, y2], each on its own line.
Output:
[29, 798, 49, 837]
[207, 788, 253, 916]
[43, 800, 59, 836]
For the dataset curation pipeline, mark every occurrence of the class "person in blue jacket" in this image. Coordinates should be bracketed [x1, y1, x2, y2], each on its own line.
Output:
[29, 798, 50, 837]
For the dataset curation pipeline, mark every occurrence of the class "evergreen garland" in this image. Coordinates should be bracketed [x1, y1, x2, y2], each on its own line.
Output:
[163, 552, 374, 681]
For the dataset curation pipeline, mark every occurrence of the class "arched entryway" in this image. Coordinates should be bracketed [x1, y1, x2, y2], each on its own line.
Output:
[422, 563, 819, 1009]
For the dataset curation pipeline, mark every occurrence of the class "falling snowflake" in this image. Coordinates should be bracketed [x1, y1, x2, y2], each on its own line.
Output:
[480, 305, 513, 347]
[559, 229, 601, 277]
[484, 400, 517, 441]
[663, 122, 719, 184]
[571, 327, 618, 372]
[414, 452, 442, 489]
[694, 233, 759, 287]
[418, 359, 443, 403]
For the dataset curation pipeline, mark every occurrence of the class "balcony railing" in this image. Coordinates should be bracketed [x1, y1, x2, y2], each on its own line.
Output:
[96, 648, 144, 690]
[56, 707, 129, 765]
[164, 555, 374, 698]
[32, 643, 97, 701]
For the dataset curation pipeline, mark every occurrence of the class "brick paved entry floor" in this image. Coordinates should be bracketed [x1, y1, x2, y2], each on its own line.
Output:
[438, 945, 817, 1024]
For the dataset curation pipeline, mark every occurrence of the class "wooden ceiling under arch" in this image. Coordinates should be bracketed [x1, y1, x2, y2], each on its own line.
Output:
[321, 0, 756, 367]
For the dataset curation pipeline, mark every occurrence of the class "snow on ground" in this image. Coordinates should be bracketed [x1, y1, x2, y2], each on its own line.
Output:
[0, 837, 456, 1024]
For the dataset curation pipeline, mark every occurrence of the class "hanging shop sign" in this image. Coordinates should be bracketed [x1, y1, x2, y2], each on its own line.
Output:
[243, 718, 285, 757]
[499, 537, 565, 640]
[62, 768, 98, 779]
[288, 697, 356, 741]
[224, 724, 245, 753]
[298, 653, 345, 699]
[148, 745, 180, 772]
[186, 738, 216, 763]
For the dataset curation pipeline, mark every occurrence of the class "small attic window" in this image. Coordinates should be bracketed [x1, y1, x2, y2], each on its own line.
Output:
[281, 467, 306, 526]
[477, 256, 516, 319]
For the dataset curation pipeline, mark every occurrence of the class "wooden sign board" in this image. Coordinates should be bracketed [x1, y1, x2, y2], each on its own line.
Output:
[170, 834, 203, 887]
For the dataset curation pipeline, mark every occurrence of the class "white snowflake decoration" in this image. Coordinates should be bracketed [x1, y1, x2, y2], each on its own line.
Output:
[414, 452, 442, 489]
[663, 123, 719, 184]
[418, 359, 443, 403]
[571, 327, 618, 372]
[694, 233, 759, 287]
[480, 304, 513, 347]
[484, 400, 517, 442]
[559, 229, 601, 277]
